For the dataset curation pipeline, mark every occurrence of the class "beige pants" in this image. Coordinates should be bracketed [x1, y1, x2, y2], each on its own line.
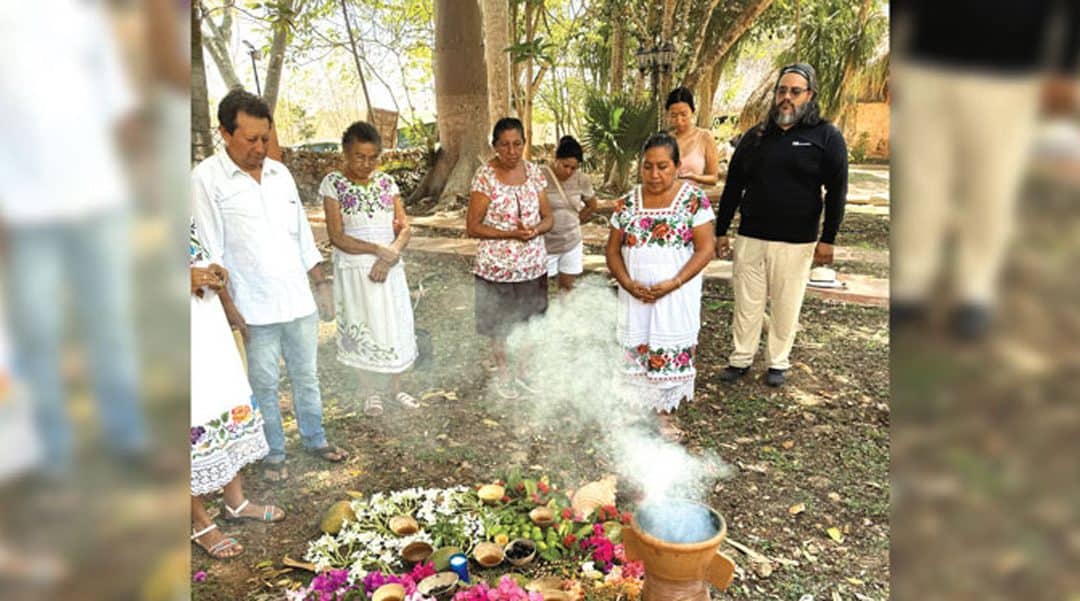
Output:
[729, 236, 816, 371]
[891, 62, 1040, 306]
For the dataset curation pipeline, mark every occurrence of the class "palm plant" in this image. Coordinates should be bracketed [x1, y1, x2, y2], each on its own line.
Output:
[581, 92, 658, 193]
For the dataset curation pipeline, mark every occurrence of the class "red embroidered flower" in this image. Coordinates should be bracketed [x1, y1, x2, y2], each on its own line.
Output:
[652, 222, 671, 239]
[635, 344, 649, 355]
[626, 233, 638, 247]
[648, 354, 667, 370]
[230, 405, 251, 423]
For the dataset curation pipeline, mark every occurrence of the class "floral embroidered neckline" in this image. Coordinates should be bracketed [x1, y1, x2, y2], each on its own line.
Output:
[636, 182, 692, 212]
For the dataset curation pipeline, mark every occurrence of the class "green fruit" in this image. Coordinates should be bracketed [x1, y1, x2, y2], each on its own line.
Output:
[603, 521, 623, 543]
[430, 547, 462, 572]
[319, 501, 356, 535]
[537, 541, 549, 551]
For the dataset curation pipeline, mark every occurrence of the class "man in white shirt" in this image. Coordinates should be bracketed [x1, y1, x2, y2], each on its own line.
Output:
[192, 89, 345, 482]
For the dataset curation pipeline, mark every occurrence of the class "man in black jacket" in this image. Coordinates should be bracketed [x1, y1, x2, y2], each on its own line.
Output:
[714, 63, 848, 388]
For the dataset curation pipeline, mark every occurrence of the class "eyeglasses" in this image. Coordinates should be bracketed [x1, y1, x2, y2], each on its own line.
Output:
[775, 86, 807, 98]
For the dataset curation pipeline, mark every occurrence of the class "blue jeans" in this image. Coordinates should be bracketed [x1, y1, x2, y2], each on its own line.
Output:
[246, 312, 327, 462]
[3, 209, 147, 473]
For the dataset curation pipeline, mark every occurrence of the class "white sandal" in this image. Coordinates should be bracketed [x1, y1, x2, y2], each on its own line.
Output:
[222, 499, 285, 523]
[191, 523, 244, 559]
[364, 394, 384, 417]
[395, 392, 420, 409]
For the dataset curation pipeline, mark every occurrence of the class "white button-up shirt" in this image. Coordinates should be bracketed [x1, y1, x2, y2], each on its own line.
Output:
[191, 152, 323, 326]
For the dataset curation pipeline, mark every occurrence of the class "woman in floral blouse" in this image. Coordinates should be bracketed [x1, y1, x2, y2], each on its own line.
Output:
[606, 132, 716, 440]
[467, 117, 554, 400]
[190, 223, 284, 560]
[320, 121, 419, 417]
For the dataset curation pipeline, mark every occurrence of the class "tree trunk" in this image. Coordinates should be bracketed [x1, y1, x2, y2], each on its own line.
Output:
[200, 1, 242, 90]
[608, 4, 625, 95]
[340, 0, 374, 123]
[262, 0, 303, 116]
[695, 57, 727, 128]
[191, 2, 215, 162]
[657, 0, 677, 94]
[683, 0, 723, 90]
[409, 0, 489, 208]
[482, 0, 511, 129]
[682, 0, 775, 90]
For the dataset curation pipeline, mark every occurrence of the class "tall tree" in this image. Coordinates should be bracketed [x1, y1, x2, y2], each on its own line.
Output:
[483, 0, 512, 129]
[339, 0, 374, 123]
[509, 0, 553, 157]
[192, 3, 215, 162]
[682, 0, 776, 90]
[608, 3, 626, 95]
[409, 0, 490, 207]
[200, 1, 242, 90]
[262, 0, 306, 115]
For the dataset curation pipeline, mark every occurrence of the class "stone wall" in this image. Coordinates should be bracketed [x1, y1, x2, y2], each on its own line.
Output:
[282, 147, 428, 205]
[846, 101, 890, 160]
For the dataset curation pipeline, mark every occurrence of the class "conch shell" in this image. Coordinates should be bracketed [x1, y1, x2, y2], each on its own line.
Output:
[571, 475, 617, 517]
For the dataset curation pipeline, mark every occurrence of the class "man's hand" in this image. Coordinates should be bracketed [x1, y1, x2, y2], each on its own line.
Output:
[314, 281, 334, 321]
[223, 303, 249, 343]
[813, 241, 834, 266]
[1041, 76, 1078, 116]
[715, 235, 731, 259]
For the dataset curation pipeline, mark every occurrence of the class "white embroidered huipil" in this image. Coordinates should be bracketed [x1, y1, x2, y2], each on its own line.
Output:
[318, 171, 417, 373]
[610, 182, 715, 412]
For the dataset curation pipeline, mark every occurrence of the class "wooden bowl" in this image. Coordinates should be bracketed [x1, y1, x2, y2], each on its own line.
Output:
[389, 515, 420, 536]
[473, 542, 505, 568]
[401, 540, 434, 564]
[372, 583, 406, 601]
[503, 538, 537, 567]
[529, 506, 556, 527]
[416, 572, 460, 600]
[477, 484, 505, 504]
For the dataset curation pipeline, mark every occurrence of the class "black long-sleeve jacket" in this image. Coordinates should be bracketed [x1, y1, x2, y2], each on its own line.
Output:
[714, 119, 848, 245]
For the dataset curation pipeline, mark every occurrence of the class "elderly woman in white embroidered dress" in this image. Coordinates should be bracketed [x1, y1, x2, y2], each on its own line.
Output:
[606, 133, 716, 440]
[319, 121, 420, 417]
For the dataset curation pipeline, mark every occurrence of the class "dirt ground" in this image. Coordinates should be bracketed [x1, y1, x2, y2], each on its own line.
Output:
[191, 251, 889, 601]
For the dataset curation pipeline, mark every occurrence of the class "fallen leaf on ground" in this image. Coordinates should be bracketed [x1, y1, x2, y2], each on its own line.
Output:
[826, 527, 844, 542]
[789, 503, 806, 515]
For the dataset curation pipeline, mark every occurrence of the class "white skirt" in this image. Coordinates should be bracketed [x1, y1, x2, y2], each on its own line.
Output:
[616, 246, 702, 413]
[190, 290, 268, 496]
[333, 250, 418, 373]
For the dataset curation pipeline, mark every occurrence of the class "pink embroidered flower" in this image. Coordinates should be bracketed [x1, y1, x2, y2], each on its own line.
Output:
[675, 351, 691, 367]
[639, 217, 654, 231]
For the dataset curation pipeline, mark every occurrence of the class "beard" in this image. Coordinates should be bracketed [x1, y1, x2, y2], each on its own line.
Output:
[771, 101, 808, 126]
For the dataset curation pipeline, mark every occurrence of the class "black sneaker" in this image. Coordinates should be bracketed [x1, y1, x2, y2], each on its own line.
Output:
[765, 368, 786, 387]
[719, 365, 750, 382]
[950, 303, 991, 342]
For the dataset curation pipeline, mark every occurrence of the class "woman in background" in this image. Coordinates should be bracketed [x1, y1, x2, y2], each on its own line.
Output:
[542, 136, 598, 292]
